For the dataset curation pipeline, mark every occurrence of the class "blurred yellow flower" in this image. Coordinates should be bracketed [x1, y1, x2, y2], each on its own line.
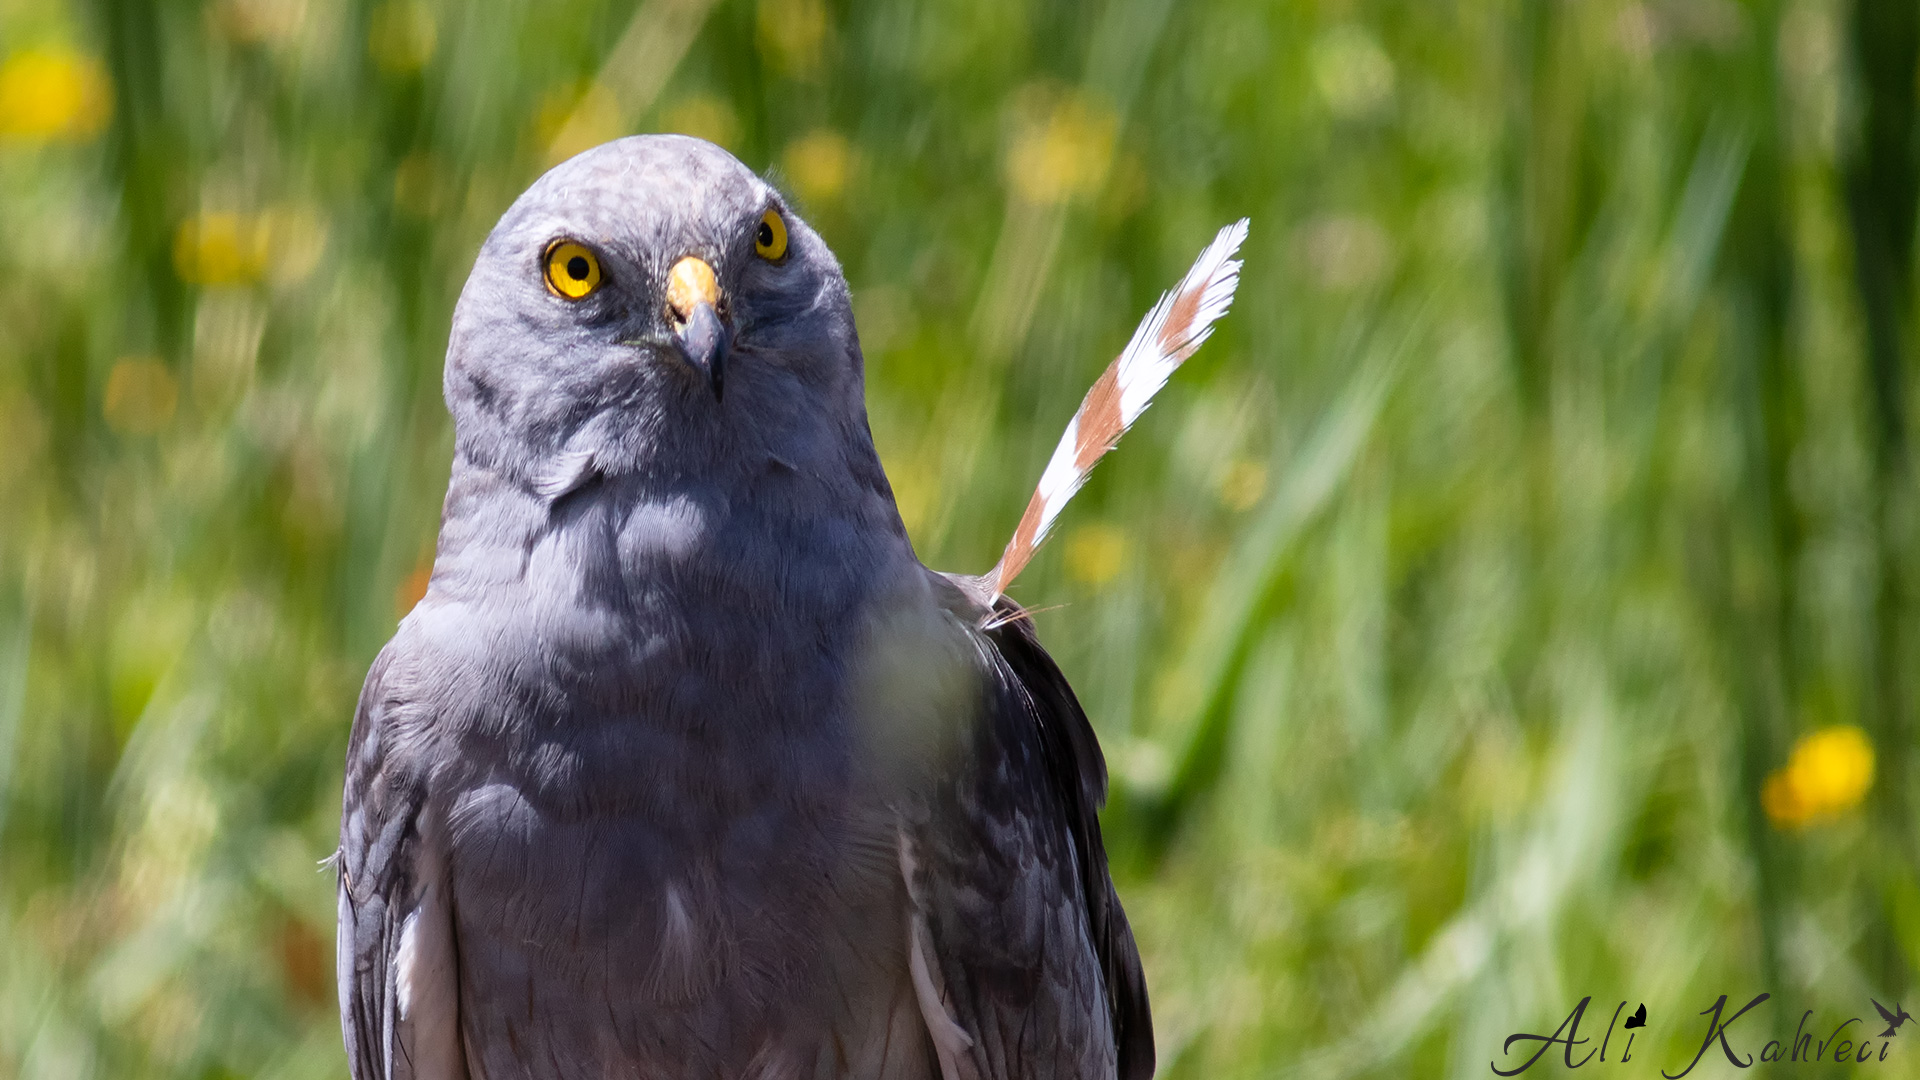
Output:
[368, 0, 437, 75]
[393, 152, 445, 217]
[103, 357, 179, 436]
[1065, 522, 1129, 587]
[784, 129, 851, 205]
[534, 83, 585, 146]
[1006, 89, 1116, 206]
[172, 205, 326, 287]
[1311, 24, 1396, 119]
[1763, 725, 1875, 829]
[175, 212, 269, 285]
[1219, 458, 1269, 511]
[757, 0, 829, 78]
[216, 0, 308, 46]
[661, 95, 737, 149]
[257, 202, 329, 285]
[542, 83, 623, 166]
[0, 48, 112, 143]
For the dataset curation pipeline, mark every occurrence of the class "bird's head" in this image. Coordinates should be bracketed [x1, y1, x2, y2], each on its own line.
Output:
[443, 134, 872, 496]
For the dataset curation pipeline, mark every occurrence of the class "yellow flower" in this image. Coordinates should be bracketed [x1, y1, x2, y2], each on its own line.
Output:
[103, 357, 179, 435]
[215, 0, 308, 47]
[541, 83, 622, 167]
[1763, 725, 1875, 829]
[368, 0, 437, 75]
[1065, 523, 1129, 587]
[757, 0, 829, 79]
[1311, 25, 1396, 119]
[1760, 770, 1802, 828]
[1219, 459, 1269, 511]
[1005, 89, 1116, 207]
[256, 202, 329, 286]
[783, 129, 852, 205]
[661, 95, 737, 150]
[175, 212, 269, 285]
[393, 152, 444, 217]
[0, 48, 112, 143]
[171, 205, 327, 287]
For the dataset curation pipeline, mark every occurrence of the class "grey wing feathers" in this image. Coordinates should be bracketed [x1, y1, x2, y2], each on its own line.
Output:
[914, 578, 1154, 1079]
[336, 646, 455, 1080]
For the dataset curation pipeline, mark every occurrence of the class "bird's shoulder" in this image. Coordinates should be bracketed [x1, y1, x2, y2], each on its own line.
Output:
[337, 634, 443, 901]
[336, 602, 509, 873]
[905, 568, 1155, 1080]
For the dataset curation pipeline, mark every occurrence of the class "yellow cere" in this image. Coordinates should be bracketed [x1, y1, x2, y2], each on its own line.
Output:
[544, 240, 602, 299]
[666, 256, 721, 319]
[755, 210, 788, 260]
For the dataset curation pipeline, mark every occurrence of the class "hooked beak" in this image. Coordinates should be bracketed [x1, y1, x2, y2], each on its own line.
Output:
[666, 255, 731, 401]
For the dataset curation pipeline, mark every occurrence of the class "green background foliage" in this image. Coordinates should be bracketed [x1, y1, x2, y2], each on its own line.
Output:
[1, 0, 1916, 1076]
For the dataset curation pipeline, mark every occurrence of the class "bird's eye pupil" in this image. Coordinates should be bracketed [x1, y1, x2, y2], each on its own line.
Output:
[758, 222, 773, 248]
[567, 256, 589, 281]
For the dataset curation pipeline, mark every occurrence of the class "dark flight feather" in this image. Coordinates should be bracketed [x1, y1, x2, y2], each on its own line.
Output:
[910, 574, 1153, 1079]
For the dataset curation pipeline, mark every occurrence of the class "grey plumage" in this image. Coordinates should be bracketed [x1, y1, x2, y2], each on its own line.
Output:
[336, 135, 1150, 1080]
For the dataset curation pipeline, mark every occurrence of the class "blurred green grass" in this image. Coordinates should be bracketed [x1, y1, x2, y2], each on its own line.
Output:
[1, 0, 1917, 1077]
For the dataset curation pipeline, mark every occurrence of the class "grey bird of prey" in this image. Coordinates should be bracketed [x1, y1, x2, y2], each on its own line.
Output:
[336, 134, 1243, 1080]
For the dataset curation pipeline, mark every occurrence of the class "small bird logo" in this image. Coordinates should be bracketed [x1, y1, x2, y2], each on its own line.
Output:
[1874, 999, 1912, 1038]
[1623, 1003, 1647, 1030]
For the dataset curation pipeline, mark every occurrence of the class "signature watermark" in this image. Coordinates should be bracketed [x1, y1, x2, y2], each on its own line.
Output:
[1492, 995, 1912, 1076]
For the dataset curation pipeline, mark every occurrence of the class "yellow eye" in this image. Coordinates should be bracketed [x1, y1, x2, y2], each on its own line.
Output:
[544, 240, 602, 299]
[755, 210, 788, 261]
